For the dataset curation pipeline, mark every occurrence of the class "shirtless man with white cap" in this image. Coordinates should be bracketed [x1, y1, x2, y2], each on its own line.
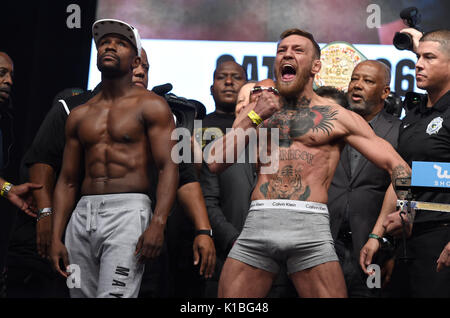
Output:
[50, 19, 178, 298]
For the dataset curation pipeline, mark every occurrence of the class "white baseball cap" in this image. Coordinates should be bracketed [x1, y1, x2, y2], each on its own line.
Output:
[92, 19, 142, 57]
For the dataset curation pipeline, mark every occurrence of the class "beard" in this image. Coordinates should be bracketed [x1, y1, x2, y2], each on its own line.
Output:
[347, 98, 377, 117]
[275, 63, 311, 99]
[97, 55, 125, 78]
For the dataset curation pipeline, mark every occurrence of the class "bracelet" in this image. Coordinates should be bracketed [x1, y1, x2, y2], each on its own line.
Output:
[0, 182, 13, 198]
[37, 207, 53, 222]
[368, 233, 384, 246]
[368, 233, 381, 240]
[247, 110, 263, 126]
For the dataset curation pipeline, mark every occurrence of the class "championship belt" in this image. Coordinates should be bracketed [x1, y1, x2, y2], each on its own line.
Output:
[314, 41, 367, 91]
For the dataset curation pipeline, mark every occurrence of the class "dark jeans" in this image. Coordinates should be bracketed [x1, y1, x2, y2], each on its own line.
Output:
[385, 223, 450, 298]
[335, 237, 381, 298]
[138, 240, 170, 298]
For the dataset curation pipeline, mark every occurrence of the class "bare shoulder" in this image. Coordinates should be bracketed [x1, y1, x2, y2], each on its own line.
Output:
[311, 95, 345, 114]
[134, 88, 173, 124]
[66, 102, 90, 125]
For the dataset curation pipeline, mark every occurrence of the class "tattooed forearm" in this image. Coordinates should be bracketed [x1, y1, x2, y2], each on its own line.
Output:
[391, 164, 412, 199]
[392, 164, 411, 183]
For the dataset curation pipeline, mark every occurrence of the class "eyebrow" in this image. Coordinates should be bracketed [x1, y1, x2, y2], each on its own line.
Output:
[216, 71, 243, 76]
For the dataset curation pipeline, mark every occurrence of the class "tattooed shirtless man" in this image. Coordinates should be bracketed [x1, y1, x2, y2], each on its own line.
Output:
[207, 29, 411, 298]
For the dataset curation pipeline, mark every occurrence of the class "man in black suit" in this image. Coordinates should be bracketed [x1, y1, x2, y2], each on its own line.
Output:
[326, 60, 400, 297]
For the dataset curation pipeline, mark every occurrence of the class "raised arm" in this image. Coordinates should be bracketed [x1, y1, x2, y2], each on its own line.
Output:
[207, 91, 281, 174]
[50, 108, 84, 277]
[135, 94, 178, 261]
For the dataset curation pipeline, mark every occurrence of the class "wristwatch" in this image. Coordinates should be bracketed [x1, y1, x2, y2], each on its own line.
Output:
[195, 229, 213, 238]
[37, 207, 53, 222]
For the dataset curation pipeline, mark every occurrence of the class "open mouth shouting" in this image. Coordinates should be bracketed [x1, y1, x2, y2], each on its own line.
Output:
[280, 64, 297, 82]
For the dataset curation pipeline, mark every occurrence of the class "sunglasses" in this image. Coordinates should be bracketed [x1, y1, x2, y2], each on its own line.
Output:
[250, 86, 280, 96]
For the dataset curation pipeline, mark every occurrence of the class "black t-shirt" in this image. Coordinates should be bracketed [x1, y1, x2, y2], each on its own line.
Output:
[398, 90, 450, 223]
[23, 90, 98, 172]
[199, 111, 235, 148]
[8, 90, 98, 272]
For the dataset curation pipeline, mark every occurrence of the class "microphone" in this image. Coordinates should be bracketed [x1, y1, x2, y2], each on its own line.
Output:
[399, 7, 421, 27]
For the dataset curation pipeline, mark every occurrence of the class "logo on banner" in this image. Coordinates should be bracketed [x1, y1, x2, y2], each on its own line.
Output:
[411, 161, 450, 188]
[426, 117, 443, 135]
[314, 42, 367, 91]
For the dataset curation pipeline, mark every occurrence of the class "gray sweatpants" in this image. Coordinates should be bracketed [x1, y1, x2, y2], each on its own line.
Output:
[65, 193, 152, 298]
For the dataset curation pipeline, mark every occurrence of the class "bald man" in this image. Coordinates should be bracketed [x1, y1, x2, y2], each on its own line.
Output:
[132, 48, 149, 89]
[325, 60, 400, 297]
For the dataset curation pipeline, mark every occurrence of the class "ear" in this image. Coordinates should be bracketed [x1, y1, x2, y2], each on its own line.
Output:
[381, 85, 391, 100]
[210, 85, 214, 96]
[311, 59, 321, 75]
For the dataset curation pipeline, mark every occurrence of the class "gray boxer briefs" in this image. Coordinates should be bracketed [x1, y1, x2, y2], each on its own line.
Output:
[228, 200, 338, 275]
[65, 193, 152, 298]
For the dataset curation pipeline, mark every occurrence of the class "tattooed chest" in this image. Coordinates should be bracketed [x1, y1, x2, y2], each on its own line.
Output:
[264, 106, 338, 147]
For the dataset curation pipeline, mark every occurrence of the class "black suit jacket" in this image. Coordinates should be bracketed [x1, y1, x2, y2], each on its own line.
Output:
[328, 110, 401, 259]
[200, 159, 256, 259]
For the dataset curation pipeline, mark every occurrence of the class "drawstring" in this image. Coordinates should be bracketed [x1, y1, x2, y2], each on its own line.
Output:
[86, 201, 92, 232]
[92, 204, 98, 232]
[85, 201, 99, 232]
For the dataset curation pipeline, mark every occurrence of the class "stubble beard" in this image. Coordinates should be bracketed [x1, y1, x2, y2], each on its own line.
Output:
[275, 65, 311, 100]
[97, 56, 126, 79]
[348, 98, 377, 117]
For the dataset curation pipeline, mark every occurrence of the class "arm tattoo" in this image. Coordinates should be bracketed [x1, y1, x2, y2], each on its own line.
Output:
[391, 164, 411, 199]
[259, 165, 310, 200]
[392, 164, 411, 183]
[391, 165, 411, 189]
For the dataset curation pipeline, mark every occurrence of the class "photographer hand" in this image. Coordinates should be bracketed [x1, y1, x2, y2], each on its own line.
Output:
[400, 28, 423, 53]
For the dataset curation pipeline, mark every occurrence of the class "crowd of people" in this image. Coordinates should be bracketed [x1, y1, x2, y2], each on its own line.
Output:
[0, 18, 449, 298]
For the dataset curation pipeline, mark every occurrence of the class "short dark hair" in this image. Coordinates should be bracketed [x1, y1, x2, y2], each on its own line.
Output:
[315, 86, 348, 108]
[420, 29, 450, 56]
[213, 60, 248, 81]
[278, 28, 321, 60]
